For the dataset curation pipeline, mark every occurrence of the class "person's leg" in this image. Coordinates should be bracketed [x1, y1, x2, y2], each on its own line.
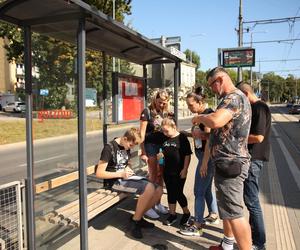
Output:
[176, 177, 191, 225]
[244, 160, 266, 248]
[193, 150, 212, 227]
[211, 165, 251, 250]
[205, 161, 218, 215]
[163, 174, 178, 225]
[133, 183, 156, 220]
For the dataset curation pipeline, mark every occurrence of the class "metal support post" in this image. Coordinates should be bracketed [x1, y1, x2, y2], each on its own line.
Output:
[103, 52, 108, 144]
[174, 62, 180, 125]
[24, 25, 36, 250]
[77, 18, 88, 250]
[143, 65, 148, 107]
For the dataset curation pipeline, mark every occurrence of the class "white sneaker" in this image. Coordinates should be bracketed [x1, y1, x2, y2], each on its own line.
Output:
[144, 208, 160, 219]
[155, 203, 168, 214]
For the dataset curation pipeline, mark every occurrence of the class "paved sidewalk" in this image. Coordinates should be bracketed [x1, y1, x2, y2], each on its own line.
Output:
[47, 113, 300, 250]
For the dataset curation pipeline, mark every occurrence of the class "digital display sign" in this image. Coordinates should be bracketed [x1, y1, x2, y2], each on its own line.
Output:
[222, 48, 255, 68]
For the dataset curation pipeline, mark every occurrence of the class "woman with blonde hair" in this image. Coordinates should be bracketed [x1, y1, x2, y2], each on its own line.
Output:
[140, 89, 173, 218]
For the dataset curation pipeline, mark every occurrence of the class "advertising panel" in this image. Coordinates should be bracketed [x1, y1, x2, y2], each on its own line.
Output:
[112, 73, 145, 123]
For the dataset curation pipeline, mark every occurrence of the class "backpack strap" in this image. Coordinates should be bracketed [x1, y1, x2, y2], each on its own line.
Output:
[108, 141, 118, 166]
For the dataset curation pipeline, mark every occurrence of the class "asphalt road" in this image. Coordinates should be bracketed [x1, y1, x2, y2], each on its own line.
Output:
[0, 117, 193, 185]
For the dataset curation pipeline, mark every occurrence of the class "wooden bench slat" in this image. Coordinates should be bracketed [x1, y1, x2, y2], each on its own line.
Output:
[35, 165, 96, 194]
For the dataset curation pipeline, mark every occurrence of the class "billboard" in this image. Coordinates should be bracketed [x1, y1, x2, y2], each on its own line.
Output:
[222, 47, 255, 68]
[112, 73, 145, 123]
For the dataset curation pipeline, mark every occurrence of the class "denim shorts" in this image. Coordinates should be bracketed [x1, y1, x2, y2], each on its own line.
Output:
[214, 163, 249, 220]
[144, 143, 161, 157]
[115, 179, 157, 195]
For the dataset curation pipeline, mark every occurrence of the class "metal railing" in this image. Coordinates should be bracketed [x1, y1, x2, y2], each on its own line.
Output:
[0, 181, 23, 250]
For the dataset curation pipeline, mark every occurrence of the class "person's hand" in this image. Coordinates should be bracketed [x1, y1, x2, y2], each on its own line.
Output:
[157, 152, 164, 161]
[122, 166, 134, 179]
[199, 164, 208, 178]
[192, 115, 202, 125]
[141, 154, 148, 164]
[180, 168, 188, 179]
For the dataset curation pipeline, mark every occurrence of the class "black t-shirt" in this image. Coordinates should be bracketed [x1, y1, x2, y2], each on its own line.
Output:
[100, 140, 130, 172]
[162, 132, 192, 175]
[248, 101, 271, 161]
[140, 108, 170, 145]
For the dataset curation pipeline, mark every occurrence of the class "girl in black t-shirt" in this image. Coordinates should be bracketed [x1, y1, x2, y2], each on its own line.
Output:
[159, 118, 192, 226]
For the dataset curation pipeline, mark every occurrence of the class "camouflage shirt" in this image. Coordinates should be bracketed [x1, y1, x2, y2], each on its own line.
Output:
[210, 89, 251, 164]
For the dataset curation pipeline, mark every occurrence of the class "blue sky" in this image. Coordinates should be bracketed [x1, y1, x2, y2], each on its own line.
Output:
[125, 0, 300, 78]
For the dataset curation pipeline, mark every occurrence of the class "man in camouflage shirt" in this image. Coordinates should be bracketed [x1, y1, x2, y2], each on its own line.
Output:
[192, 67, 252, 250]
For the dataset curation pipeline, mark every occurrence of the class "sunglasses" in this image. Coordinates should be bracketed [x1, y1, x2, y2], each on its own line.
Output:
[209, 76, 223, 87]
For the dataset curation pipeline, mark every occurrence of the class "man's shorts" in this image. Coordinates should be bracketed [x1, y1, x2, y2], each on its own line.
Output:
[144, 143, 160, 157]
[214, 163, 249, 220]
[113, 179, 158, 195]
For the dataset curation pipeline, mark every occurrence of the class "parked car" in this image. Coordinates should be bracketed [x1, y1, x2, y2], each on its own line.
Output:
[288, 105, 300, 114]
[286, 102, 293, 108]
[2, 102, 26, 113]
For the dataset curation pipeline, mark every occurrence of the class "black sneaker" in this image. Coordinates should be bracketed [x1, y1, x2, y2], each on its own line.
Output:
[130, 215, 155, 228]
[163, 214, 177, 226]
[139, 217, 155, 228]
[180, 212, 191, 225]
[131, 220, 143, 239]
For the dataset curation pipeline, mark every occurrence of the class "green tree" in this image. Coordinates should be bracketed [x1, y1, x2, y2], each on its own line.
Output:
[184, 49, 200, 70]
[0, 0, 133, 109]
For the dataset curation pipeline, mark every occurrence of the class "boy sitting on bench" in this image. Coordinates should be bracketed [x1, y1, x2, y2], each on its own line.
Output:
[95, 127, 163, 239]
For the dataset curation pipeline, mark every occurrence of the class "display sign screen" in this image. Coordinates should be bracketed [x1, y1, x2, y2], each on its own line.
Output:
[112, 73, 145, 123]
[222, 48, 255, 68]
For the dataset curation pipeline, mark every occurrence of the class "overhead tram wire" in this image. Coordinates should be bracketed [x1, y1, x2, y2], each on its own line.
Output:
[243, 38, 300, 45]
[243, 16, 300, 25]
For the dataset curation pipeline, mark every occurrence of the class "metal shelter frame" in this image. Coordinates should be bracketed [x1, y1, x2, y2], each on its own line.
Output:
[0, 0, 182, 249]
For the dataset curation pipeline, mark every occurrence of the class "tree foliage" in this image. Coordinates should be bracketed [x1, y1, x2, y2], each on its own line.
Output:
[184, 49, 200, 70]
[0, 0, 132, 109]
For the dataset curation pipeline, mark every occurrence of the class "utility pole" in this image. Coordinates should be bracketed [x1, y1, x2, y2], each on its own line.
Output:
[237, 0, 243, 82]
[112, 0, 116, 72]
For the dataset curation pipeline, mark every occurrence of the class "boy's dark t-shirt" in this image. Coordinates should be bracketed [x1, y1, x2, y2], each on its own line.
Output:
[162, 132, 192, 176]
[248, 101, 271, 161]
[100, 140, 130, 186]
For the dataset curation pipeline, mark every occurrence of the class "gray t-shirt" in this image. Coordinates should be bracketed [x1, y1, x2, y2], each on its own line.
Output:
[210, 89, 251, 164]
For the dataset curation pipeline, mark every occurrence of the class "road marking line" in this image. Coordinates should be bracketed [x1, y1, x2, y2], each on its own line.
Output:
[268, 125, 300, 249]
[18, 154, 67, 167]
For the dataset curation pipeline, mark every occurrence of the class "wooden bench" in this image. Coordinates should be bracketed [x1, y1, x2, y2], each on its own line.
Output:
[37, 150, 145, 228]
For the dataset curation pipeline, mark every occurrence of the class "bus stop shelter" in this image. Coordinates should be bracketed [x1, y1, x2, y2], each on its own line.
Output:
[0, 0, 183, 249]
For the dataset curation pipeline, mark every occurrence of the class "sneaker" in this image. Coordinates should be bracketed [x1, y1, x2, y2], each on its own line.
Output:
[179, 225, 203, 236]
[139, 217, 155, 228]
[204, 213, 220, 225]
[155, 203, 168, 214]
[144, 208, 160, 219]
[163, 214, 177, 226]
[130, 216, 155, 228]
[180, 212, 191, 225]
[131, 221, 143, 239]
[252, 245, 266, 250]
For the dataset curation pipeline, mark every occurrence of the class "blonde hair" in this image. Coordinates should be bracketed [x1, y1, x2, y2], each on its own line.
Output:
[149, 89, 170, 115]
[161, 118, 176, 129]
[123, 127, 141, 144]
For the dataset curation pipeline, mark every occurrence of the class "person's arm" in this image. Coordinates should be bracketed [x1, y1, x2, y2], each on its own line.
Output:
[199, 141, 210, 177]
[180, 155, 191, 179]
[192, 108, 233, 129]
[248, 134, 264, 144]
[95, 160, 134, 179]
[139, 120, 148, 162]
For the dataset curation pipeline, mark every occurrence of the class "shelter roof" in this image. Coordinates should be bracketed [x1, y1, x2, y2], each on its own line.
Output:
[0, 0, 182, 65]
